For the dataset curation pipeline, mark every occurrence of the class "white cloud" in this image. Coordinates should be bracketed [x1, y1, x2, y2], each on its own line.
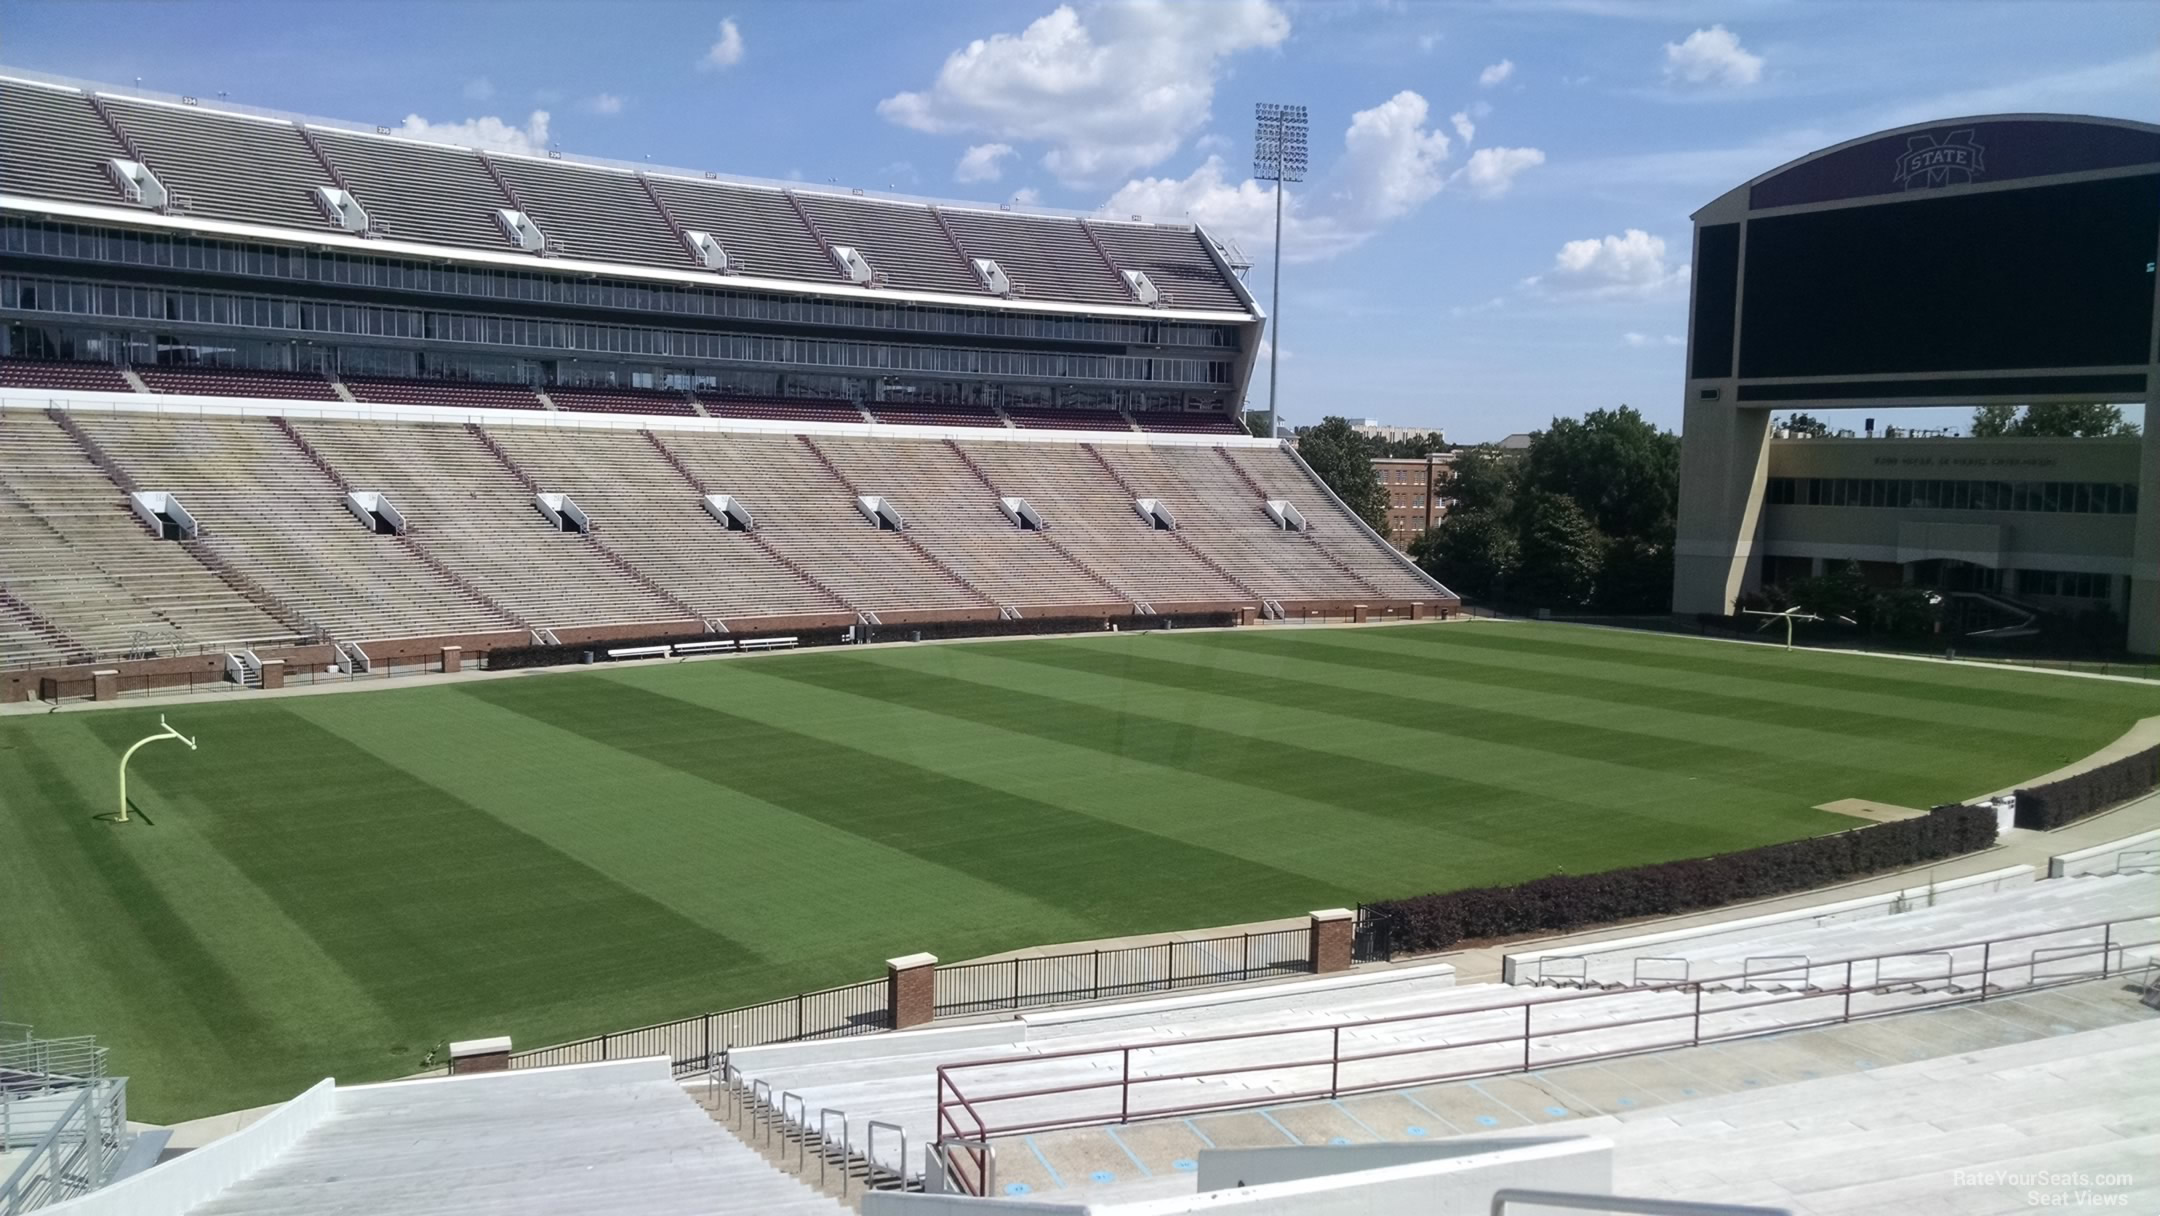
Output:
[583, 93, 625, 116]
[955, 142, 1016, 183]
[1662, 25, 1762, 88]
[1418, 32, 1442, 53]
[1623, 332, 1683, 348]
[1449, 110, 1475, 144]
[1458, 145, 1544, 198]
[702, 18, 745, 70]
[1525, 228, 1687, 297]
[877, 0, 1291, 187]
[1450, 295, 1505, 318]
[393, 110, 552, 157]
[1103, 88, 1531, 263]
[462, 77, 495, 102]
[1335, 90, 1453, 224]
[1478, 58, 1515, 87]
[1010, 186, 1043, 207]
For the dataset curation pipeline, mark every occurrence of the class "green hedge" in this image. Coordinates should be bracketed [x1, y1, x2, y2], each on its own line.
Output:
[1371, 803, 1998, 955]
[2015, 745, 2160, 830]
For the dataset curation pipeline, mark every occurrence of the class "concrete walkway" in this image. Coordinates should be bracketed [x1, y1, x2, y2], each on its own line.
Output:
[991, 978, 2157, 1205]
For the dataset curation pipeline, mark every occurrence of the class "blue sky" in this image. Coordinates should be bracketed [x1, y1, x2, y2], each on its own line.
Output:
[7, 0, 2157, 441]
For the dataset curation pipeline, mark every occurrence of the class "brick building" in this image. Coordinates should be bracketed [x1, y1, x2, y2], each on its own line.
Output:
[1372, 453, 1454, 550]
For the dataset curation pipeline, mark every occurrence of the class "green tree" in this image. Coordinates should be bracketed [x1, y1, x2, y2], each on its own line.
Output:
[1780, 412, 1831, 438]
[1444, 445, 1524, 518]
[1412, 509, 1517, 601]
[1297, 415, 1390, 532]
[1368, 431, 1453, 458]
[1512, 492, 1604, 609]
[1522, 406, 1680, 541]
[1970, 403, 2138, 438]
[1243, 411, 1274, 439]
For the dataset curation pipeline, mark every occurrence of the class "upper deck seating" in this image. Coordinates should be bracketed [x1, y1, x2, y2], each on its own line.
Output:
[1002, 407, 1136, 432]
[865, 403, 1005, 428]
[1132, 411, 1246, 436]
[342, 376, 544, 412]
[696, 393, 865, 425]
[135, 365, 341, 401]
[548, 386, 700, 418]
[0, 360, 134, 393]
[0, 80, 133, 206]
[99, 95, 336, 231]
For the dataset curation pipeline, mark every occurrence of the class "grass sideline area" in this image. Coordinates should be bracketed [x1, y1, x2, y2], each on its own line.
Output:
[5, 621, 2156, 1121]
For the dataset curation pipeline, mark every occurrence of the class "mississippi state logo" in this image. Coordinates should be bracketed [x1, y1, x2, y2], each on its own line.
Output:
[1893, 129, 1985, 190]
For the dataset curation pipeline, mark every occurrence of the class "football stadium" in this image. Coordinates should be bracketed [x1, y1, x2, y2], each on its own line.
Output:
[1, 37, 2157, 1216]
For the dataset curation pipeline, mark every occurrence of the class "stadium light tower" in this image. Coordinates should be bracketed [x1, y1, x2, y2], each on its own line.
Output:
[1253, 102, 1306, 440]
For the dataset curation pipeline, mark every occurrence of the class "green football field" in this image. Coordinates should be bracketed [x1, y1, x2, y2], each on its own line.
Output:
[4, 621, 2155, 1121]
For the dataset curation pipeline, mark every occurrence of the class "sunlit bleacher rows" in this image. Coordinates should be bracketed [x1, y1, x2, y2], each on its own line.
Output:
[0, 407, 1442, 669]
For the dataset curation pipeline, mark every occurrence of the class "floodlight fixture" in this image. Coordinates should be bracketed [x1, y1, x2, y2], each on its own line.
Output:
[1253, 102, 1308, 440]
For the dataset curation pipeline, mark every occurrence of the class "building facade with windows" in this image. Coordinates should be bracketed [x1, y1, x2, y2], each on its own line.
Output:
[1755, 435, 2137, 615]
[1371, 453, 1453, 550]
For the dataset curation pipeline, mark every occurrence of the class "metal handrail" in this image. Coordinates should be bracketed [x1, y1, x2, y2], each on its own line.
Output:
[817, 1108, 848, 1194]
[931, 1137, 994, 1199]
[1492, 1188, 1791, 1216]
[865, 1120, 907, 1191]
[934, 916, 2156, 1141]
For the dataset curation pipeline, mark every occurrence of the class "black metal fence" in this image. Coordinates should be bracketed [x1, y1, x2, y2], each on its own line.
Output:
[504, 925, 1318, 1075]
[932, 927, 1312, 1019]
[506, 978, 889, 1075]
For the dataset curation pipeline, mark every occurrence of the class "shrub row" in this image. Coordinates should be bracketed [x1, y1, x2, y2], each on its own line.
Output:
[1371, 803, 1998, 955]
[2015, 744, 2160, 830]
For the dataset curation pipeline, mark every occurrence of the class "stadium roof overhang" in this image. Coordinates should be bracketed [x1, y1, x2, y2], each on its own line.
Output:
[1691, 112, 2160, 223]
[0, 192, 1262, 329]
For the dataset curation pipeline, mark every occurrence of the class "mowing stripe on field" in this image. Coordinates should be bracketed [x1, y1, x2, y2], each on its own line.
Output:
[78, 704, 760, 1023]
[1187, 628, 2078, 752]
[996, 640, 1922, 800]
[899, 642, 1832, 851]
[664, 662, 1543, 893]
[1121, 632, 1994, 782]
[749, 652, 1717, 856]
[1391, 624, 2129, 713]
[458, 675, 1345, 928]
[289, 690, 1102, 967]
[1360, 626, 2125, 738]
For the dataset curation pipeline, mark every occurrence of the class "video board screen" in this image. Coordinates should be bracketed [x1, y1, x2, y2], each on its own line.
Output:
[1738, 174, 2158, 379]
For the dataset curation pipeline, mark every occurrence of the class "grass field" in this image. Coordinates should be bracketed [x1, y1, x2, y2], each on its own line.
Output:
[4, 620, 2156, 1121]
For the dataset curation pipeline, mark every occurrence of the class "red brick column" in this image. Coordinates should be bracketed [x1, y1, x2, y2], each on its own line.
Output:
[1238, 606, 1257, 626]
[1409, 602, 1427, 621]
[888, 952, 938, 1030]
[448, 1035, 512, 1074]
[91, 670, 119, 702]
[441, 646, 462, 674]
[258, 659, 285, 690]
[1351, 604, 1370, 624]
[1309, 908, 1354, 974]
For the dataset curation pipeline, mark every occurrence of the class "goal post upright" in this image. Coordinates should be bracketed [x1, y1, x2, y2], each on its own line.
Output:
[117, 714, 197, 823]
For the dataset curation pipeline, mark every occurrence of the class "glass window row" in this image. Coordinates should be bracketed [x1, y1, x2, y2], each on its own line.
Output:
[1, 219, 1241, 353]
[0, 274, 1232, 387]
[1765, 475, 2138, 515]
